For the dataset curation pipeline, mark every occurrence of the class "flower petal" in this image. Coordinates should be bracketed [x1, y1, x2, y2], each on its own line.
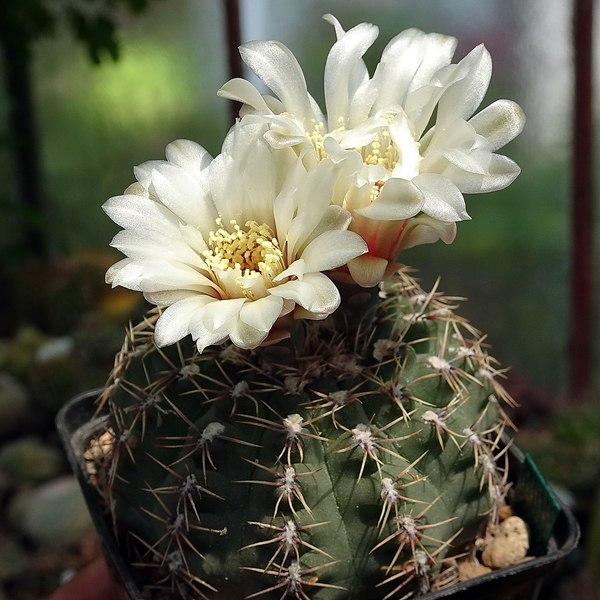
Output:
[284, 162, 341, 254]
[109, 229, 204, 269]
[144, 290, 198, 306]
[437, 44, 492, 122]
[218, 78, 272, 112]
[165, 139, 212, 175]
[374, 29, 456, 110]
[468, 99, 526, 152]
[105, 259, 144, 290]
[150, 163, 217, 230]
[268, 279, 315, 307]
[439, 147, 490, 176]
[102, 194, 180, 236]
[264, 130, 311, 149]
[409, 33, 458, 92]
[347, 254, 389, 288]
[240, 40, 318, 123]
[238, 295, 284, 332]
[228, 318, 269, 349]
[356, 178, 424, 220]
[442, 153, 521, 193]
[154, 295, 215, 347]
[202, 298, 246, 332]
[300, 230, 367, 273]
[389, 111, 421, 179]
[191, 320, 229, 353]
[324, 19, 379, 129]
[336, 115, 386, 148]
[298, 205, 354, 251]
[269, 272, 340, 316]
[299, 272, 342, 315]
[398, 215, 457, 250]
[412, 173, 470, 221]
[150, 262, 220, 293]
[275, 259, 307, 282]
[129, 261, 217, 295]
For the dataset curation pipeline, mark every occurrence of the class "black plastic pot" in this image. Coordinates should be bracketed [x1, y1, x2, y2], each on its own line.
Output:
[57, 390, 580, 600]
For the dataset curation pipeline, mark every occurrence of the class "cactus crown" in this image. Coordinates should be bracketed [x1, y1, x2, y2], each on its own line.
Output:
[95, 271, 514, 600]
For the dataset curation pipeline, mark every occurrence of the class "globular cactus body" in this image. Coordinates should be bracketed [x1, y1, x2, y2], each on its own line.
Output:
[99, 272, 511, 600]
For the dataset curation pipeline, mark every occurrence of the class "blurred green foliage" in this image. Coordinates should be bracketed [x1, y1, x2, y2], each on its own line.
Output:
[518, 401, 600, 495]
[0, 1, 229, 257]
[0, 0, 166, 263]
[37, 34, 228, 253]
[0, 0, 156, 62]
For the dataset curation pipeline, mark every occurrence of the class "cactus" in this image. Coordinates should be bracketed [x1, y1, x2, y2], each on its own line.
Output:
[94, 13, 525, 600]
[97, 271, 514, 600]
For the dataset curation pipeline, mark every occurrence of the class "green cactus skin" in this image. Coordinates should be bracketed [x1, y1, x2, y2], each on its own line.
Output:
[96, 272, 513, 600]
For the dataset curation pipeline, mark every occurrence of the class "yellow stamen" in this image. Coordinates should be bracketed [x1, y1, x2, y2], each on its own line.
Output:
[307, 121, 328, 161]
[358, 114, 399, 172]
[307, 114, 400, 173]
[203, 220, 285, 293]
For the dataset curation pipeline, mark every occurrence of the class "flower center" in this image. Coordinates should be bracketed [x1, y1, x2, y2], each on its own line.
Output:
[360, 130, 399, 171]
[307, 116, 400, 172]
[203, 220, 285, 285]
[369, 179, 386, 204]
[358, 116, 399, 172]
[307, 121, 328, 161]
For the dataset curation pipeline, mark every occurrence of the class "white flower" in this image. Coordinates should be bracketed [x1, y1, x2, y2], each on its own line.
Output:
[219, 14, 525, 285]
[103, 120, 367, 352]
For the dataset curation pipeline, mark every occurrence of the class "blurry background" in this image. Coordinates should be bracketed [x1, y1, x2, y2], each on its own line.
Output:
[0, 0, 598, 598]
